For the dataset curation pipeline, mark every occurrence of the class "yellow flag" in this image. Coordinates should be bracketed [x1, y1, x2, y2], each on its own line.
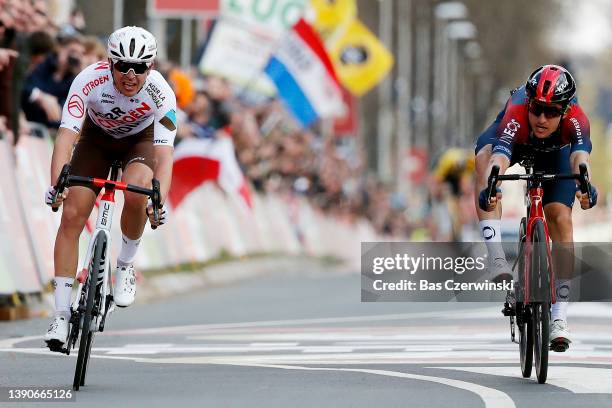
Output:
[311, 0, 357, 38]
[328, 19, 394, 96]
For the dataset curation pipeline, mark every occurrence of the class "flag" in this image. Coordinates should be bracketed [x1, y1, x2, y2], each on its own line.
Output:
[311, 0, 357, 39]
[328, 19, 394, 96]
[199, 18, 277, 95]
[264, 18, 343, 128]
[168, 135, 253, 210]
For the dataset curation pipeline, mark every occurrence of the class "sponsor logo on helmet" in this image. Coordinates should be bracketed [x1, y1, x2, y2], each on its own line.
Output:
[529, 78, 538, 86]
[556, 79, 568, 93]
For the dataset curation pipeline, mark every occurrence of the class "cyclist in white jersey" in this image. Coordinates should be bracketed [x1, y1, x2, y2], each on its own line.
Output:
[43, 26, 177, 348]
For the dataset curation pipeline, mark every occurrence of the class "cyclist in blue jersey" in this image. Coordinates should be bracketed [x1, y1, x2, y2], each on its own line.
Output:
[474, 65, 597, 351]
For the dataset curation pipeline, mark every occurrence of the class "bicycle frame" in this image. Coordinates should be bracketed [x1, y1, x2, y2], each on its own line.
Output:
[487, 162, 591, 305]
[521, 173, 556, 306]
[71, 183, 118, 331]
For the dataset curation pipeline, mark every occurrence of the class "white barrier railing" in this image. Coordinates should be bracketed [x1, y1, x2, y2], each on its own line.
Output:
[1, 134, 378, 295]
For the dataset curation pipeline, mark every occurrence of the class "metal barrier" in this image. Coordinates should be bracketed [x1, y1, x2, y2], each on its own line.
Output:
[1, 130, 378, 303]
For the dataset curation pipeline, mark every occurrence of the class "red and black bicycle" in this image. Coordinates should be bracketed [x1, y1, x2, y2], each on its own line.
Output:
[485, 160, 593, 384]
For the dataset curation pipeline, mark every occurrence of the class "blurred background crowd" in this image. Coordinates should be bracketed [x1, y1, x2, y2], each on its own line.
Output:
[2, 0, 611, 243]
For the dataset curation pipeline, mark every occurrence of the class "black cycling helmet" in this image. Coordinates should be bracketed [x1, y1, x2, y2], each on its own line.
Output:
[525, 65, 576, 107]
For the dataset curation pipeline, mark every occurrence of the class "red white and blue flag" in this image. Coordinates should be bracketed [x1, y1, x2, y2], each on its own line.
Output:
[264, 19, 344, 128]
[168, 134, 253, 210]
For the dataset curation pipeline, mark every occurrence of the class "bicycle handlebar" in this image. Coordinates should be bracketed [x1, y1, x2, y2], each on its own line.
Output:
[486, 163, 593, 207]
[51, 164, 163, 229]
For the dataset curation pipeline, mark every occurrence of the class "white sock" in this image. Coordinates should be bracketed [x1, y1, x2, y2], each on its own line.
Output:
[479, 220, 506, 261]
[54, 277, 73, 319]
[117, 234, 141, 266]
[551, 279, 570, 321]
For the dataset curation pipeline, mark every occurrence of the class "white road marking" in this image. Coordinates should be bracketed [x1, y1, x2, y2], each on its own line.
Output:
[235, 364, 516, 408]
[437, 366, 612, 394]
[102, 309, 504, 335]
[0, 335, 44, 348]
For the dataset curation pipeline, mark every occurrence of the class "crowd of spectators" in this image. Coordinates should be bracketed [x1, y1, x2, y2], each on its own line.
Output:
[163, 70, 429, 238]
[0, 0, 471, 240]
[0, 0, 96, 143]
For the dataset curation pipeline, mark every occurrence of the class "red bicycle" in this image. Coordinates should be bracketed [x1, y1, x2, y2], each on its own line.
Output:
[485, 160, 592, 384]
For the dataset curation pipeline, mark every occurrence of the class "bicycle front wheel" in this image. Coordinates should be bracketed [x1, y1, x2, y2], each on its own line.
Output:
[73, 233, 106, 391]
[531, 220, 550, 384]
[517, 217, 533, 378]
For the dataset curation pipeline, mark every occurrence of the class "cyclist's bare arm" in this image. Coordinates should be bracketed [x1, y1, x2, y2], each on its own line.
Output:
[51, 127, 79, 184]
[570, 151, 590, 176]
[486, 153, 511, 180]
[570, 151, 595, 209]
[478, 153, 510, 212]
[153, 145, 174, 205]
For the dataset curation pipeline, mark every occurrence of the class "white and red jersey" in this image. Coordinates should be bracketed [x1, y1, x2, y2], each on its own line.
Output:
[60, 61, 177, 146]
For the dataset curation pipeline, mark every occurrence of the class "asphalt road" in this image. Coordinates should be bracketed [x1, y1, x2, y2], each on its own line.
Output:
[1, 263, 611, 408]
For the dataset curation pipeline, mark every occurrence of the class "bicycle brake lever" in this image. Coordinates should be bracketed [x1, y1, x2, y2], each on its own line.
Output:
[151, 178, 161, 230]
[578, 163, 589, 194]
[486, 165, 500, 204]
[52, 164, 72, 212]
[577, 163, 594, 207]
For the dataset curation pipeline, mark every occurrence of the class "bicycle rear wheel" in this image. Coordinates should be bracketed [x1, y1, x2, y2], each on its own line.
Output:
[531, 220, 550, 384]
[73, 233, 106, 391]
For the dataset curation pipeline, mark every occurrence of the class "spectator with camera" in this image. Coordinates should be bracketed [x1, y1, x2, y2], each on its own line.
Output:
[21, 34, 84, 128]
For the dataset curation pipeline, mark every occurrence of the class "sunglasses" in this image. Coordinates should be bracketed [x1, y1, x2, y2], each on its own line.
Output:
[113, 60, 150, 75]
[528, 102, 564, 119]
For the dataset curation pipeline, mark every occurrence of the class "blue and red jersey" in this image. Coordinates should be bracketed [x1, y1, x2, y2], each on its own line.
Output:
[488, 86, 591, 159]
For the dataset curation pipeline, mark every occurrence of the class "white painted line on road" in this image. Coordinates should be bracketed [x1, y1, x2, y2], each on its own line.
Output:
[238, 364, 516, 408]
[0, 335, 43, 348]
[249, 342, 299, 347]
[102, 309, 501, 335]
[124, 343, 174, 348]
[436, 366, 612, 394]
[301, 347, 354, 353]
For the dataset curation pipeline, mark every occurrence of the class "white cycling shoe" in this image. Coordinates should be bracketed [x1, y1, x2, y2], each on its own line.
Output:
[114, 264, 136, 307]
[550, 319, 572, 352]
[490, 257, 514, 283]
[44, 315, 69, 348]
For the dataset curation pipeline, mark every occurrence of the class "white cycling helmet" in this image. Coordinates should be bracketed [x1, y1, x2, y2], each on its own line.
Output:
[107, 26, 157, 63]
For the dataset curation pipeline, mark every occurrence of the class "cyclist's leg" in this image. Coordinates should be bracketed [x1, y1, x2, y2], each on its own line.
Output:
[119, 122, 155, 244]
[113, 125, 155, 307]
[120, 161, 153, 239]
[54, 187, 98, 278]
[474, 128, 511, 278]
[540, 147, 575, 347]
[46, 121, 109, 345]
